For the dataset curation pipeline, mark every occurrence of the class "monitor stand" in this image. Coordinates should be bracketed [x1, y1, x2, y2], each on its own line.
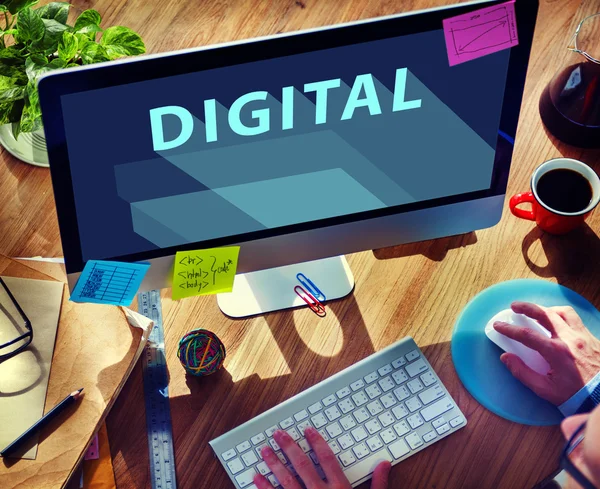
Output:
[217, 256, 355, 318]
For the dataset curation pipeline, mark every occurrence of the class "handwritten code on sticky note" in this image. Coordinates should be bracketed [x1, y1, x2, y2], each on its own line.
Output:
[443, 0, 518, 67]
[70, 260, 150, 306]
[172, 247, 240, 300]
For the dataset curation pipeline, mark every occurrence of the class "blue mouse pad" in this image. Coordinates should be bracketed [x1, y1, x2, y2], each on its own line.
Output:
[451, 279, 600, 426]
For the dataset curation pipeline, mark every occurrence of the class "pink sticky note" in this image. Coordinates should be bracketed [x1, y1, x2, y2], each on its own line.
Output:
[84, 434, 99, 460]
[443, 0, 519, 66]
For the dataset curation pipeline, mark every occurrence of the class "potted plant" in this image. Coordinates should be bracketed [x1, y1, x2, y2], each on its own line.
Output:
[0, 1, 145, 166]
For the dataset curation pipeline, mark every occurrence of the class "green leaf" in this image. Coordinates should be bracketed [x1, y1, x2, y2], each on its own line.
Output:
[32, 18, 69, 53]
[74, 23, 102, 42]
[100, 26, 145, 58]
[3, 0, 39, 15]
[80, 42, 109, 64]
[18, 98, 41, 134]
[25, 54, 48, 81]
[73, 9, 101, 31]
[35, 2, 70, 24]
[16, 7, 45, 43]
[0, 46, 26, 65]
[0, 85, 25, 102]
[0, 102, 14, 124]
[12, 120, 21, 139]
[58, 30, 77, 62]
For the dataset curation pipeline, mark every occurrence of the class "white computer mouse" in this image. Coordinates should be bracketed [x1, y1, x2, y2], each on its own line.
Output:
[485, 309, 552, 375]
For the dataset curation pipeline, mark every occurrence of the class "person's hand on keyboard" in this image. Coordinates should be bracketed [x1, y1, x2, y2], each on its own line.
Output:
[493, 302, 600, 405]
[253, 427, 391, 489]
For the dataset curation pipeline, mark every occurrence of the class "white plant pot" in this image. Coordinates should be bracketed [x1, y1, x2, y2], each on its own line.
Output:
[0, 124, 49, 167]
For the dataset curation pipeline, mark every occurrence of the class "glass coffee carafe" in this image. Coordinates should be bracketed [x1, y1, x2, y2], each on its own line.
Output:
[539, 13, 600, 148]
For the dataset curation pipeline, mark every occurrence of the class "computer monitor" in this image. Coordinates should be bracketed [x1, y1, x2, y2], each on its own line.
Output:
[39, 0, 538, 316]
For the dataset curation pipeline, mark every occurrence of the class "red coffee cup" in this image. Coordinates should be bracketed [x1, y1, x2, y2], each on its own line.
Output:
[509, 158, 600, 234]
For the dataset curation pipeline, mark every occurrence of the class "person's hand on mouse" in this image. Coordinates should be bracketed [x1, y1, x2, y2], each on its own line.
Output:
[493, 301, 600, 405]
[561, 404, 600, 488]
[253, 427, 391, 489]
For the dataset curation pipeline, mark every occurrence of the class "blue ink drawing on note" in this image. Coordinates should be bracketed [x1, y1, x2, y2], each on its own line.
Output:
[70, 260, 150, 306]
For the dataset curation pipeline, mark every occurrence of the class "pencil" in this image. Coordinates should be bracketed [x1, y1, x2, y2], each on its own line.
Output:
[0, 388, 84, 458]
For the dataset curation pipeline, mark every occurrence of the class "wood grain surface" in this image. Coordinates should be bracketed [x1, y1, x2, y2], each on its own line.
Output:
[1, 0, 599, 488]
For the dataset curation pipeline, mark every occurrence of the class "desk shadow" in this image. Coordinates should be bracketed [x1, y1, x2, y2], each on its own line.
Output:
[373, 232, 478, 262]
[542, 124, 600, 167]
[108, 294, 378, 489]
[521, 224, 600, 306]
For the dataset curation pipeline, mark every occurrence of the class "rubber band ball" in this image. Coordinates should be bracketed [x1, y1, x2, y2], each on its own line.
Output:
[177, 329, 226, 376]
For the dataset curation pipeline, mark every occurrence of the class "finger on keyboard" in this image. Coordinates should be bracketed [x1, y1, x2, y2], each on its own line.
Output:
[305, 426, 348, 485]
[273, 430, 322, 486]
[261, 445, 302, 489]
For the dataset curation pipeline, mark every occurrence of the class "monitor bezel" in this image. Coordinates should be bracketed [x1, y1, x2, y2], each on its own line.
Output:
[39, 0, 539, 273]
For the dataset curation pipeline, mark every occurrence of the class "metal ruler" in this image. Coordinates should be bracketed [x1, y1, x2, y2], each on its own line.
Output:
[138, 290, 177, 489]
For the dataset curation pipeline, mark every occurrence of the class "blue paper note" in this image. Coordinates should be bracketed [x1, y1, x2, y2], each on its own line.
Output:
[70, 260, 150, 306]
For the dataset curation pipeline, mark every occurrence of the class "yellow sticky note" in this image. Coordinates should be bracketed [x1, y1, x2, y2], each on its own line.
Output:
[172, 247, 240, 300]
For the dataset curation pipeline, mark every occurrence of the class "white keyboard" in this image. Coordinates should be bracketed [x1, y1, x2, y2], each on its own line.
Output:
[210, 337, 466, 488]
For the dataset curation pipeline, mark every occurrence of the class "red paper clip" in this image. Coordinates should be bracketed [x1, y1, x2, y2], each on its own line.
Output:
[294, 285, 326, 317]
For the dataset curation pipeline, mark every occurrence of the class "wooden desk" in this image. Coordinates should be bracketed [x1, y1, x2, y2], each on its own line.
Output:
[1, 0, 600, 488]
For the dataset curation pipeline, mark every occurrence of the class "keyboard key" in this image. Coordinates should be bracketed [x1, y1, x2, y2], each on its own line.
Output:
[350, 379, 365, 391]
[432, 417, 446, 429]
[378, 376, 395, 392]
[351, 426, 369, 442]
[227, 457, 245, 474]
[393, 420, 410, 437]
[344, 450, 394, 484]
[380, 428, 397, 444]
[420, 371, 436, 386]
[388, 439, 411, 459]
[366, 400, 384, 416]
[310, 452, 319, 464]
[268, 474, 280, 487]
[353, 407, 370, 424]
[328, 440, 341, 454]
[265, 425, 278, 438]
[392, 369, 408, 385]
[450, 416, 464, 428]
[336, 386, 352, 399]
[222, 448, 236, 461]
[380, 393, 397, 409]
[276, 452, 287, 464]
[393, 386, 410, 401]
[406, 432, 424, 450]
[364, 371, 379, 384]
[280, 417, 294, 430]
[352, 391, 369, 407]
[235, 468, 256, 488]
[340, 415, 357, 431]
[407, 413, 424, 429]
[298, 439, 311, 453]
[392, 404, 408, 419]
[406, 350, 419, 362]
[353, 442, 370, 459]
[286, 427, 300, 441]
[365, 419, 382, 434]
[325, 406, 342, 421]
[419, 384, 444, 405]
[326, 421, 343, 438]
[378, 364, 393, 376]
[339, 450, 357, 467]
[269, 438, 281, 451]
[236, 441, 251, 453]
[338, 398, 354, 414]
[392, 356, 407, 369]
[436, 423, 451, 435]
[405, 358, 427, 377]
[294, 410, 309, 422]
[407, 378, 424, 394]
[406, 397, 422, 412]
[378, 411, 395, 428]
[297, 420, 311, 435]
[251, 433, 266, 445]
[242, 450, 258, 466]
[308, 402, 322, 414]
[256, 443, 269, 460]
[311, 413, 328, 429]
[338, 434, 355, 450]
[421, 397, 454, 421]
[423, 431, 437, 442]
[322, 394, 337, 407]
[366, 435, 384, 451]
[366, 384, 382, 399]
[318, 429, 329, 441]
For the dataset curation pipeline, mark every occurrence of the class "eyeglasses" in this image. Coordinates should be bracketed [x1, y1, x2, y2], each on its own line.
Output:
[567, 13, 600, 65]
[0, 277, 33, 362]
[561, 421, 597, 489]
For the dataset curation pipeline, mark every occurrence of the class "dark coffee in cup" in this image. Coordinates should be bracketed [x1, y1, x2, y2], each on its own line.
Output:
[536, 168, 593, 213]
